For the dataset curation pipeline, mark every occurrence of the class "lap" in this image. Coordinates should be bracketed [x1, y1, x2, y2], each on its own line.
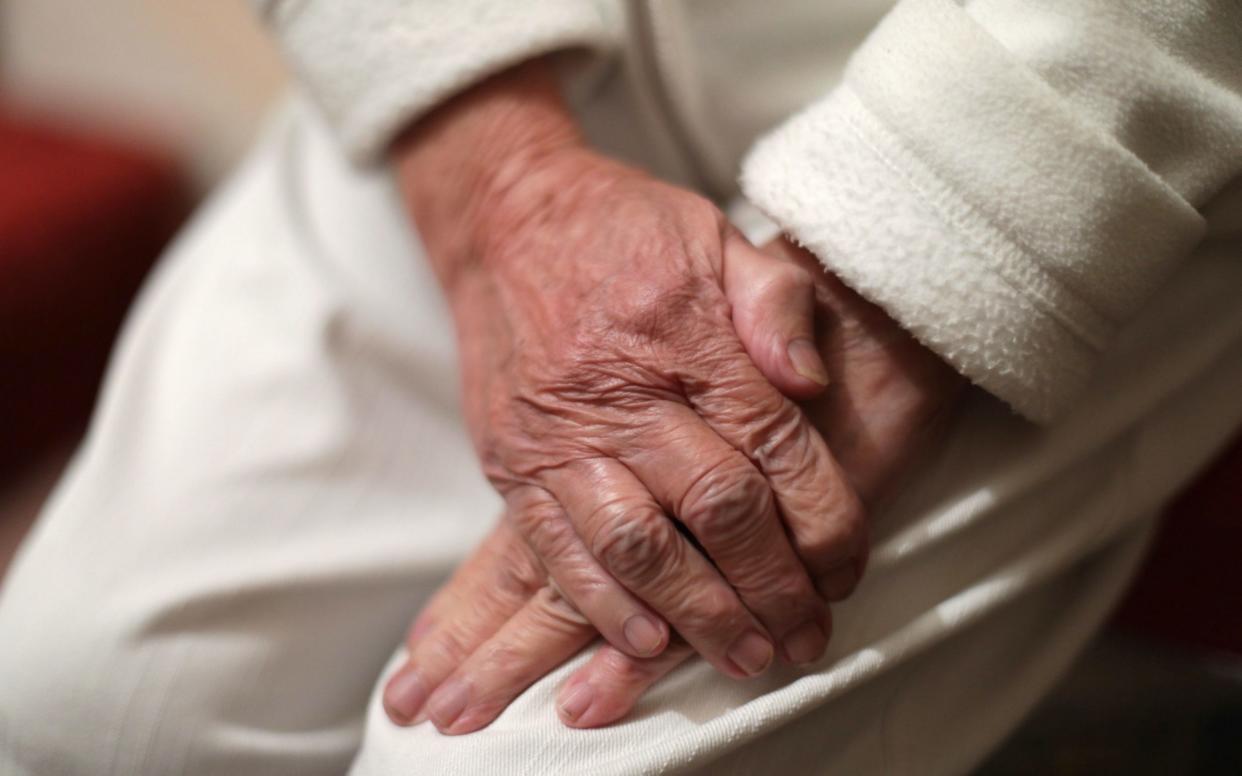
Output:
[3, 94, 1242, 775]
[352, 526, 1152, 776]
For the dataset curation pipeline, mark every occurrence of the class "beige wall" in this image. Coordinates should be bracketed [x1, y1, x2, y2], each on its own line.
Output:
[3, 0, 288, 187]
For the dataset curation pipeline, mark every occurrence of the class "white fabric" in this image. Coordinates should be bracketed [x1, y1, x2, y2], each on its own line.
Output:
[252, 0, 623, 161]
[254, 0, 1242, 421]
[2, 95, 1242, 776]
[742, 0, 1242, 421]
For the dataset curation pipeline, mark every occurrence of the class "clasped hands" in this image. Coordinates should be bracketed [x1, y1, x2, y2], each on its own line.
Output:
[381, 60, 962, 734]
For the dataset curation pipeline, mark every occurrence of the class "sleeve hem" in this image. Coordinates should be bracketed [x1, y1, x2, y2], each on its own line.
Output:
[270, 1, 623, 163]
[741, 87, 1101, 423]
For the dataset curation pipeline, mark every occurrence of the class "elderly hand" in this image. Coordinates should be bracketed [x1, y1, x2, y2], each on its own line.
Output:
[382, 237, 964, 734]
[388, 53, 867, 723]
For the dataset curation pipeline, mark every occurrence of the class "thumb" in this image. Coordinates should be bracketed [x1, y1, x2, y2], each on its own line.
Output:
[722, 232, 828, 400]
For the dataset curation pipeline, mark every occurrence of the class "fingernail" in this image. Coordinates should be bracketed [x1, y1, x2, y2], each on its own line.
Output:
[727, 630, 774, 676]
[781, 621, 827, 665]
[383, 668, 427, 723]
[427, 678, 470, 729]
[787, 338, 828, 386]
[558, 682, 595, 722]
[623, 615, 663, 656]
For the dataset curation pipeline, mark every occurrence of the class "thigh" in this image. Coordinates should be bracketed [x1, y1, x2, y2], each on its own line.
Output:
[0, 95, 495, 776]
[351, 525, 1152, 776]
[350, 240, 1242, 775]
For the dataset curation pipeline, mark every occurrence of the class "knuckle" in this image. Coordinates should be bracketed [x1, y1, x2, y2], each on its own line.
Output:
[605, 276, 723, 347]
[589, 503, 680, 584]
[534, 585, 591, 628]
[681, 462, 772, 549]
[702, 385, 801, 460]
[476, 639, 523, 674]
[676, 585, 743, 635]
[423, 626, 472, 666]
[492, 551, 546, 599]
[802, 499, 869, 570]
[759, 573, 822, 619]
[761, 262, 814, 302]
[828, 496, 868, 553]
[673, 191, 726, 238]
[752, 403, 813, 471]
[516, 507, 576, 559]
[783, 262, 814, 290]
[597, 648, 655, 686]
[687, 193, 724, 225]
[509, 499, 561, 531]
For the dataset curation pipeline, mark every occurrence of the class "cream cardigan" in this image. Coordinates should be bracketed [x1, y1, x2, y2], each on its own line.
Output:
[254, 0, 1242, 422]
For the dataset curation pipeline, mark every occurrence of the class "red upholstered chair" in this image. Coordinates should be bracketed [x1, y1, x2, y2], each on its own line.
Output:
[1113, 432, 1242, 657]
[0, 111, 191, 487]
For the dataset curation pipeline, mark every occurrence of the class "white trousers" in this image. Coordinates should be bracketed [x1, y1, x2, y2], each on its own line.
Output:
[2, 96, 1241, 776]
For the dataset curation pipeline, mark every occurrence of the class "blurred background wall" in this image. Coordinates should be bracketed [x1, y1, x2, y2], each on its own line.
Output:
[3, 0, 286, 188]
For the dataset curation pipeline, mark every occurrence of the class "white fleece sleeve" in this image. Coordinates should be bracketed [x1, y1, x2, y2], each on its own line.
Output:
[741, 0, 1242, 422]
[252, 0, 624, 162]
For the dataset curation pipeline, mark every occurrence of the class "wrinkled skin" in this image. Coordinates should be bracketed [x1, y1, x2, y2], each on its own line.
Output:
[446, 152, 867, 668]
[384, 238, 964, 734]
[392, 55, 872, 719]
[382, 56, 963, 734]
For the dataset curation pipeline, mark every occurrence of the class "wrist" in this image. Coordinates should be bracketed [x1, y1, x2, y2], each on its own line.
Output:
[393, 57, 586, 291]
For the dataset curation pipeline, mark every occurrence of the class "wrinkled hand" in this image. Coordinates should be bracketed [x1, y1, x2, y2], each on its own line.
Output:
[392, 56, 867, 708]
[383, 238, 964, 734]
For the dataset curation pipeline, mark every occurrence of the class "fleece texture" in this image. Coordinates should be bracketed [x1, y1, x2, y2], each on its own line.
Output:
[255, 0, 1242, 421]
[743, 0, 1241, 420]
[252, 0, 623, 161]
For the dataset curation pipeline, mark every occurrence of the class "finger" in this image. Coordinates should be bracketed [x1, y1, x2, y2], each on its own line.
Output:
[507, 485, 670, 659]
[557, 640, 695, 729]
[548, 458, 776, 679]
[382, 521, 542, 725]
[683, 351, 869, 601]
[722, 231, 827, 401]
[425, 586, 597, 734]
[620, 404, 830, 665]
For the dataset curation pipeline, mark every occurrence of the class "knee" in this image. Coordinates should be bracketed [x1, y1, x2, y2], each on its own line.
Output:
[0, 588, 172, 775]
[0, 599, 127, 773]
